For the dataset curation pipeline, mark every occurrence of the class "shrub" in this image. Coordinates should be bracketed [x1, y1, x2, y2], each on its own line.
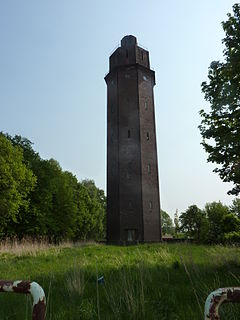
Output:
[224, 231, 240, 244]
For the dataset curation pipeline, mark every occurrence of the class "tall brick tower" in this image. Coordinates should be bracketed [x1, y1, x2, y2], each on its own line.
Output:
[105, 35, 161, 244]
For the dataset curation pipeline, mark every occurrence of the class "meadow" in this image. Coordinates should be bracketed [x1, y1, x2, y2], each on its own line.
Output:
[0, 241, 239, 319]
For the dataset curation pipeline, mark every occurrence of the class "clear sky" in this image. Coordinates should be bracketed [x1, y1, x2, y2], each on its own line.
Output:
[0, 1, 238, 219]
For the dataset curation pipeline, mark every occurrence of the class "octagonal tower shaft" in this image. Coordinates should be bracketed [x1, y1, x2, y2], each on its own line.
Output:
[105, 35, 161, 243]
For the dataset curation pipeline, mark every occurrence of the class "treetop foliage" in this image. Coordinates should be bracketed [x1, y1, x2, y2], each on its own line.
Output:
[160, 209, 174, 235]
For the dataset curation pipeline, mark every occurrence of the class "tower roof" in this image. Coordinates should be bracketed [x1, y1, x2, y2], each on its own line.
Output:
[107, 35, 150, 73]
[121, 35, 137, 47]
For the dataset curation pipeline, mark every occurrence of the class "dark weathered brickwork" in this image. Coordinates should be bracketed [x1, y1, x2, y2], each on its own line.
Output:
[105, 35, 161, 244]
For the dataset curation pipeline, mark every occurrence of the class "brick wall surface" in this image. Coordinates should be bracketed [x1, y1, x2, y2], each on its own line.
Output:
[105, 35, 161, 244]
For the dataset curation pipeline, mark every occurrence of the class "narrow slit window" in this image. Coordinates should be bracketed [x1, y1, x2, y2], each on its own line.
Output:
[144, 101, 148, 110]
[147, 132, 150, 140]
[147, 164, 151, 174]
[128, 130, 131, 138]
[149, 201, 153, 210]
[141, 51, 144, 60]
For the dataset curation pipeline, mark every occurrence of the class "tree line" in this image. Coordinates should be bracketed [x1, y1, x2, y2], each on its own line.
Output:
[178, 200, 240, 244]
[1, 129, 239, 244]
[0, 132, 106, 242]
[161, 200, 240, 244]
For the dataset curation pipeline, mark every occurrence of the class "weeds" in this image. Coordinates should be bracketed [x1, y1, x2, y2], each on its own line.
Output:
[0, 243, 239, 319]
[0, 237, 98, 257]
[66, 266, 85, 297]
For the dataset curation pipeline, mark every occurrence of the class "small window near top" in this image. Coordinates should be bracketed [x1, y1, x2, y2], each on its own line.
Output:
[147, 132, 150, 140]
[128, 130, 131, 138]
[149, 201, 153, 210]
[144, 101, 148, 110]
[141, 51, 144, 60]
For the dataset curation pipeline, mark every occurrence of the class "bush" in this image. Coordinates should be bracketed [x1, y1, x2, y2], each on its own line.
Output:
[224, 231, 240, 244]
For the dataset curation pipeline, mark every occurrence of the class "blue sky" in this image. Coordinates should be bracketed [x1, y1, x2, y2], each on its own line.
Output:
[0, 1, 238, 219]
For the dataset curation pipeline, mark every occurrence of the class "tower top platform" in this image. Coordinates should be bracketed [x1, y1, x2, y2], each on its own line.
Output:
[108, 35, 150, 72]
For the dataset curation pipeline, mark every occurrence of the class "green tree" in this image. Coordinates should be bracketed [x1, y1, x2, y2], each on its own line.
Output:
[174, 209, 180, 232]
[179, 205, 208, 242]
[4, 133, 49, 236]
[79, 180, 106, 240]
[3, 133, 106, 241]
[0, 134, 36, 237]
[199, 4, 240, 195]
[222, 205, 240, 244]
[204, 201, 230, 243]
[45, 160, 78, 242]
[161, 210, 174, 235]
[230, 198, 240, 218]
[222, 213, 240, 233]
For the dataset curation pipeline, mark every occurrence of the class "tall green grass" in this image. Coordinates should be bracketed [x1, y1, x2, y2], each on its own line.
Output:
[0, 242, 239, 319]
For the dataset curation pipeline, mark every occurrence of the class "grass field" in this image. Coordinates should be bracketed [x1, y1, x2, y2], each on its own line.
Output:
[0, 242, 239, 319]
